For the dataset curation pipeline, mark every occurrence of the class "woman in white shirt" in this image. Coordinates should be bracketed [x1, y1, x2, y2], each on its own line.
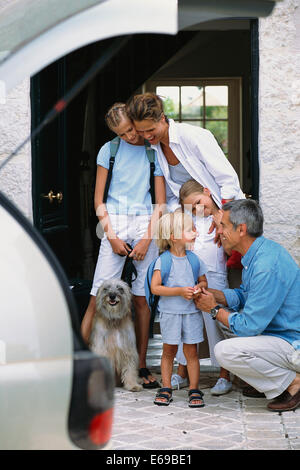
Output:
[126, 93, 244, 211]
[126, 93, 244, 395]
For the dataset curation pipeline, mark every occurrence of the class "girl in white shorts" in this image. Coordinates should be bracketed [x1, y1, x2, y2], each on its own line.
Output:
[151, 211, 208, 408]
[80, 103, 165, 388]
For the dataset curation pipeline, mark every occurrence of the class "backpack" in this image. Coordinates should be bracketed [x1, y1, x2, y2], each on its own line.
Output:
[144, 250, 201, 316]
[103, 136, 156, 204]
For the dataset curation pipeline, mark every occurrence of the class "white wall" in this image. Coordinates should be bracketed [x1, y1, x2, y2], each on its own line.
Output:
[0, 79, 33, 220]
[259, 0, 300, 265]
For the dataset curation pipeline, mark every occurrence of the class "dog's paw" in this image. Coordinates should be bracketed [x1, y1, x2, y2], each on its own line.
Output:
[125, 383, 143, 392]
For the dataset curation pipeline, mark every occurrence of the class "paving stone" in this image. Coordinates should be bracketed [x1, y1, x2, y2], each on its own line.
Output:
[191, 438, 244, 450]
[243, 413, 282, 422]
[290, 439, 300, 450]
[247, 440, 290, 449]
[246, 430, 285, 439]
[109, 339, 298, 451]
[285, 429, 300, 439]
[246, 422, 282, 430]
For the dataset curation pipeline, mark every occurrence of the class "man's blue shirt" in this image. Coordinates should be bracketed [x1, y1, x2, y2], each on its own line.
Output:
[223, 236, 300, 345]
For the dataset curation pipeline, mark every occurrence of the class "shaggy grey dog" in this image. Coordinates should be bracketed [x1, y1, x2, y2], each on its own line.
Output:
[89, 279, 142, 392]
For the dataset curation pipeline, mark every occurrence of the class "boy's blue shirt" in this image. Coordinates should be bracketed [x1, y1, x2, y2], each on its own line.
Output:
[223, 236, 300, 345]
[145, 249, 207, 315]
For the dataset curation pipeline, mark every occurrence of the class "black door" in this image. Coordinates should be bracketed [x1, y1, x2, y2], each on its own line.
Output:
[30, 33, 197, 280]
[31, 57, 73, 275]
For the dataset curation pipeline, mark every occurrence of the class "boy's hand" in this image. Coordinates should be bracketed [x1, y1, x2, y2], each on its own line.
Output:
[193, 280, 208, 298]
[192, 287, 201, 298]
[181, 287, 196, 300]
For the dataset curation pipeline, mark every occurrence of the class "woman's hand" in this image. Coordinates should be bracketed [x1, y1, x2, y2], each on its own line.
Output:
[129, 238, 151, 261]
[108, 236, 132, 256]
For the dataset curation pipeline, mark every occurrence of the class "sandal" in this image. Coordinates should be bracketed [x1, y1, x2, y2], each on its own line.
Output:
[154, 388, 173, 406]
[139, 367, 160, 389]
[188, 389, 205, 408]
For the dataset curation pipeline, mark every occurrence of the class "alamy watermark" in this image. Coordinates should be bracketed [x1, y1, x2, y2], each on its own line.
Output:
[94, 201, 206, 241]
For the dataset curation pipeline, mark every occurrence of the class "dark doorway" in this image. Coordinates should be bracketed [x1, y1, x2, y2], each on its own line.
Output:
[31, 23, 257, 282]
[30, 32, 198, 279]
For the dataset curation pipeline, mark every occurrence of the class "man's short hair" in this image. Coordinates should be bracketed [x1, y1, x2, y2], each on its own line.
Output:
[222, 199, 264, 238]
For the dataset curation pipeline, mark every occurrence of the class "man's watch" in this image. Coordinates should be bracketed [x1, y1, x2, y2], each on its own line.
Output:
[210, 305, 222, 320]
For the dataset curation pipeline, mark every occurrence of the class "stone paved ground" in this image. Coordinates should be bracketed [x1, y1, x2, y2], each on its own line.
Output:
[110, 336, 300, 451]
[111, 371, 300, 451]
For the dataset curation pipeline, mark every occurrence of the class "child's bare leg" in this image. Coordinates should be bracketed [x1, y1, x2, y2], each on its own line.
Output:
[133, 295, 158, 385]
[161, 344, 178, 388]
[156, 344, 177, 404]
[80, 295, 96, 344]
[183, 343, 200, 390]
[183, 343, 204, 406]
[177, 364, 188, 379]
[220, 367, 231, 380]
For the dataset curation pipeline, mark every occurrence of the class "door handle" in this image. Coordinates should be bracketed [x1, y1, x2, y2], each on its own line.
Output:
[42, 190, 63, 203]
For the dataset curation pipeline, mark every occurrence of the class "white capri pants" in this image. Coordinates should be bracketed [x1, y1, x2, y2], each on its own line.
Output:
[176, 271, 228, 367]
[91, 214, 158, 297]
[214, 335, 300, 399]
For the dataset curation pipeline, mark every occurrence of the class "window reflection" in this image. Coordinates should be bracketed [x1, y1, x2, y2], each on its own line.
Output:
[158, 84, 228, 156]
[157, 86, 179, 119]
[181, 86, 203, 119]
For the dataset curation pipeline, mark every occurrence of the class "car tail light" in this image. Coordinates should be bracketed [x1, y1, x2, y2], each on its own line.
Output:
[89, 408, 114, 445]
[68, 350, 115, 450]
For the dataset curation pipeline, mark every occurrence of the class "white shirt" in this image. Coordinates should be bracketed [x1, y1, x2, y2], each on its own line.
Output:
[193, 215, 227, 274]
[151, 119, 244, 211]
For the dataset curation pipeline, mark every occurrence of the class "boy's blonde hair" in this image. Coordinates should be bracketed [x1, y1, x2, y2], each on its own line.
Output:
[154, 210, 194, 251]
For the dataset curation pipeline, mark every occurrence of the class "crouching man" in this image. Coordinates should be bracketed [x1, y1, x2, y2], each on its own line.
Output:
[195, 199, 300, 412]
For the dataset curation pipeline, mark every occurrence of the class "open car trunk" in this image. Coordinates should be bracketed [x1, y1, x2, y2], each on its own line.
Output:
[0, 0, 280, 92]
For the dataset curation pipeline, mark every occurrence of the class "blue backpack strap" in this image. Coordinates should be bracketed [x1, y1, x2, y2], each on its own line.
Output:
[186, 250, 200, 285]
[103, 136, 120, 203]
[145, 250, 200, 317]
[144, 139, 156, 204]
[144, 250, 173, 315]
[159, 250, 173, 284]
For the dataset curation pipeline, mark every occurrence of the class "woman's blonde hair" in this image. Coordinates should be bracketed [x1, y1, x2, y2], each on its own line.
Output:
[179, 179, 205, 210]
[105, 102, 128, 130]
[154, 210, 193, 251]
